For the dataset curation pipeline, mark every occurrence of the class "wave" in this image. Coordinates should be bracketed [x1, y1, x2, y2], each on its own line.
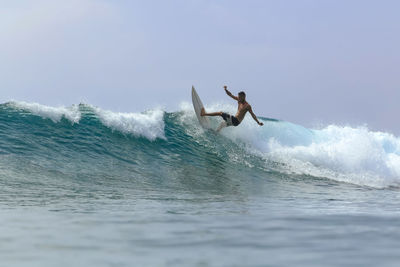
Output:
[1, 101, 400, 188]
[6, 101, 165, 140]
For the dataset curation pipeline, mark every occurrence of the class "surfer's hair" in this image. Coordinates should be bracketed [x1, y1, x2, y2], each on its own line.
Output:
[238, 91, 246, 97]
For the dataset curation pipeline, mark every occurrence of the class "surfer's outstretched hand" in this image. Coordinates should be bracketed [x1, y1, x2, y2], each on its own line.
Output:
[223, 85, 228, 93]
[258, 122, 264, 126]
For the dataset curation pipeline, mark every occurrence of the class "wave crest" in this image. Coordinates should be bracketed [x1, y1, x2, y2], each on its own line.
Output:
[6, 101, 165, 141]
[9, 101, 81, 123]
[92, 106, 165, 141]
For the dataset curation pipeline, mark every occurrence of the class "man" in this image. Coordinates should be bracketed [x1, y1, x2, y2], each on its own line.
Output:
[201, 85, 264, 132]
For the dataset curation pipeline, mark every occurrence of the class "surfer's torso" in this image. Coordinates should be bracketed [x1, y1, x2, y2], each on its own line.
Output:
[235, 101, 250, 123]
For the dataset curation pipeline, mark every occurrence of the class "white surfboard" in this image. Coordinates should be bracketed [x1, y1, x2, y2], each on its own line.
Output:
[191, 86, 210, 129]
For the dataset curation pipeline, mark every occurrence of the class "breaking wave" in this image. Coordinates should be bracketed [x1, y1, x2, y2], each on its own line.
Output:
[1, 101, 400, 189]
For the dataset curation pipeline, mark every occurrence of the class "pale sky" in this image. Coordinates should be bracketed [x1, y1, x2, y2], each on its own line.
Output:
[1, 0, 399, 133]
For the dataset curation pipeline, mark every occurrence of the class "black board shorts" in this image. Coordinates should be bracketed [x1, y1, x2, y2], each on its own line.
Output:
[221, 113, 240, 126]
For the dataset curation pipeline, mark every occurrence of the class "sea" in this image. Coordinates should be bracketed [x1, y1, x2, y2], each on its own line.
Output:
[1, 100, 400, 267]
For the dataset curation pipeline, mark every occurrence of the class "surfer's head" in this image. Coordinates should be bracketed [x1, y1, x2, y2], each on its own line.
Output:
[238, 91, 246, 102]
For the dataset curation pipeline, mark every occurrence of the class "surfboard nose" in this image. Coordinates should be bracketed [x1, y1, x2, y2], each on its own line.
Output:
[191, 87, 210, 129]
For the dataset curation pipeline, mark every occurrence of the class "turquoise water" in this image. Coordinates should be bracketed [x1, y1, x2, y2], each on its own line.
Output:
[1, 101, 400, 266]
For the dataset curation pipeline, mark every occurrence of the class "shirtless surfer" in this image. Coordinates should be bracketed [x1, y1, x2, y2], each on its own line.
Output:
[201, 85, 264, 132]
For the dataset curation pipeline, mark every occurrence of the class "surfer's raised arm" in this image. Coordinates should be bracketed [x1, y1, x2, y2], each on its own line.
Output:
[224, 85, 239, 101]
[248, 105, 264, 126]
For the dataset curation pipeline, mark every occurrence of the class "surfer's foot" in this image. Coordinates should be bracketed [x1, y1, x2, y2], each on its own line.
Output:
[201, 108, 206, 116]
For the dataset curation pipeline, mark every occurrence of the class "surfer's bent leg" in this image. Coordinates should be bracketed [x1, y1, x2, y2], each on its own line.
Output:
[201, 108, 222, 117]
[216, 121, 227, 132]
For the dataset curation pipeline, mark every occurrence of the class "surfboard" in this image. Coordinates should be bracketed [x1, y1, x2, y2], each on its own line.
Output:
[191, 86, 210, 129]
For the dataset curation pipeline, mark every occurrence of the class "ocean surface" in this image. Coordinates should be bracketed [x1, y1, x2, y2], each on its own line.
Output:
[1, 101, 400, 267]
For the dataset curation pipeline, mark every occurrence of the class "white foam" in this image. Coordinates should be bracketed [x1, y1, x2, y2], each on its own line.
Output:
[92, 106, 165, 141]
[266, 125, 400, 188]
[178, 101, 400, 188]
[9, 101, 81, 123]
